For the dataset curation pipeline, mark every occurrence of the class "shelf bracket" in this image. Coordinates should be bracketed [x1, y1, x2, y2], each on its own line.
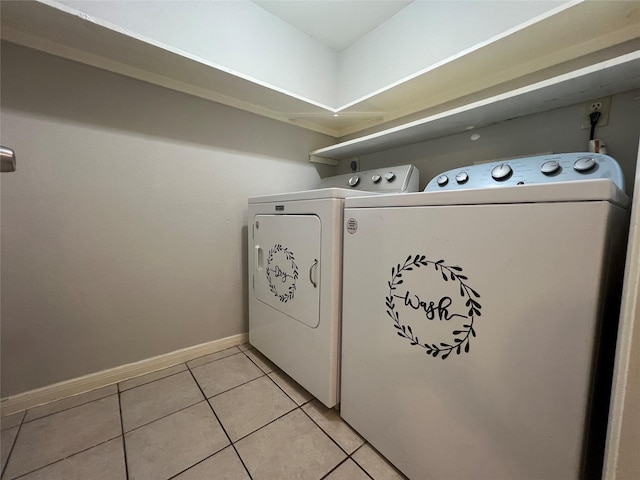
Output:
[309, 154, 339, 166]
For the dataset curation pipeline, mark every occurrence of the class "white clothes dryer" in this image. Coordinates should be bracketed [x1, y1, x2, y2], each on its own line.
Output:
[248, 165, 419, 408]
[340, 153, 629, 479]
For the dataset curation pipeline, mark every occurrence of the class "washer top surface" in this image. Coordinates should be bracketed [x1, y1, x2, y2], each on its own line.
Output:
[345, 178, 628, 209]
[346, 153, 628, 209]
[424, 153, 625, 191]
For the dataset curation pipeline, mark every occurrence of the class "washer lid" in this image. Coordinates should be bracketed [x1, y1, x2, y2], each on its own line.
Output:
[344, 179, 629, 209]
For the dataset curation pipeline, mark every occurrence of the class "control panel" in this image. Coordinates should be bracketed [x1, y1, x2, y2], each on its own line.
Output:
[424, 153, 625, 192]
[318, 164, 420, 193]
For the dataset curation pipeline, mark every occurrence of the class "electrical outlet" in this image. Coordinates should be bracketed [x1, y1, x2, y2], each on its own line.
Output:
[581, 96, 610, 129]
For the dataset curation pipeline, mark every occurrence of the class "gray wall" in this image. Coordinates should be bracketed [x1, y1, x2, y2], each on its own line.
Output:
[0, 42, 334, 397]
[341, 90, 640, 196]
[2, 40, 638, 399]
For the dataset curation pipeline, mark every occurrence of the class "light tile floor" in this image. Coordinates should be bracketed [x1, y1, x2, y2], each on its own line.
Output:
[1, 345, 407, 480]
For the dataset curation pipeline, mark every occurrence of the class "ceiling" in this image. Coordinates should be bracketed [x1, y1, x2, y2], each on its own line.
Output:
[252, 1, 412, 51]
[1, 1, 639, 138]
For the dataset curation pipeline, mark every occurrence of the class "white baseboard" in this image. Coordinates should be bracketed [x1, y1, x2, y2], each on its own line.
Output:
[0, 333, 248, 416]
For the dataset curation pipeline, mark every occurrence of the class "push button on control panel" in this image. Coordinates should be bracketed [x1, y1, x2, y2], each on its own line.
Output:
[491, 163, 512, 181]
[574, 156, 596, 173]
[348, 175, 360, 187]
[371, 174, 382, 183]
[437, 175, 449, 187]
[385, 172, 396, 182]
[540, 160, 560, 175]
[455, 172, 469, 184]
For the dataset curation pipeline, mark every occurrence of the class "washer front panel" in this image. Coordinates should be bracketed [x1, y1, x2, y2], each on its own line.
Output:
[340, 200, 626, 479]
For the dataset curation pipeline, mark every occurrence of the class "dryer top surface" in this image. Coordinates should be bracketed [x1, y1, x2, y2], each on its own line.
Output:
[250, 164, 419, 204]
[249, 187, 376, 204]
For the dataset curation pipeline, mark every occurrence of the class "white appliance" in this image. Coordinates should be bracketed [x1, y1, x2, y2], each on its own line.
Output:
[340, 153, 629, 479]
[248, 165, 419, 408]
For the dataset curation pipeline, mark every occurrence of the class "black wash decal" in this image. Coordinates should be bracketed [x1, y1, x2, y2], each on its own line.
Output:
[266, 244, 299, 303]
[386, 255, 481, 359]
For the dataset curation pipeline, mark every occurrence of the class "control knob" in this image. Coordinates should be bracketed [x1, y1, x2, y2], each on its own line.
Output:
[371, 174, 381, 183]
[574, 156, 596, 173]
[436, 175, 449, 187]
[491, 163, 512, 181]
[348, 175, 360, 187]
[540, 160, 560, 175]
[384, 172, 396, 182]
[455, 172, 469, 184]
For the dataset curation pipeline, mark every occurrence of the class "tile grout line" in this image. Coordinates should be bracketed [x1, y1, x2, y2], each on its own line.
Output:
[121, 367, 267, 435]
[206, 365, 313, 445]
[311, 434, 378, 480]
[205, 373, 268, 401]
[16, 388, 116, 426]
[119, 368, 271, 437]
[8, 347, 242, 426]
[245, 348, 317, 412]
[165, 445, 230, 480]
[5, 436, 122, 480]
[185, 363, 255, 480]
[353, 456, 376, 480]
[322, 453, 382, 480]
[299, 403, 355, 458]
[350, 450, 376, 480]
[118, 367, 188, 393]
[3, 346, 387, 480]
[349, 443, 390, 480]
[240, 348, 278, 376]
[116, 387, 130, 480]
[11, 348, 245, 431]
[263, 369, 314, 409]
[121, 398, 205, 435]
[0, 411, 25, 479]
[319, 457, 351, 480]
[229, 352, 368, 478]
[298, 404, 379, 478]
[185, 347, 243, 370]
[228, 403, 300, 445]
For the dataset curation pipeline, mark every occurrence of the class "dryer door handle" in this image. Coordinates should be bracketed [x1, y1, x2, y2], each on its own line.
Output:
[309, 259, 318, 288]
[255, 246, 263, 271]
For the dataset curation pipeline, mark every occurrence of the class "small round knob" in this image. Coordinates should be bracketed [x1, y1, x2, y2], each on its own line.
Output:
[541, 160, 560, 175]
[371, 174, 381, 183]
[491, 163, 512, 181]
[455, 172, 469, 184]
[384, 172, 396, 182]
[574, 156, 596, 173]
[348, 175, 360, 187]
[436, 175, 449, 187]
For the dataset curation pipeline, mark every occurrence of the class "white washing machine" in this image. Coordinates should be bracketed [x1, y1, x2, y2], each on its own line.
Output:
[340, 153, 629, 479]
[248, 165, 419, 408]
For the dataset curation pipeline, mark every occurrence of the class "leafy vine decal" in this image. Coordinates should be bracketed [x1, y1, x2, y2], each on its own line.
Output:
[385, 254, 481, 359]
[266, 244, 298, 303]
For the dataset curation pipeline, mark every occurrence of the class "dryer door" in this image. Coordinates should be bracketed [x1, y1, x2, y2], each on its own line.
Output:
[253, 214, 321, 328]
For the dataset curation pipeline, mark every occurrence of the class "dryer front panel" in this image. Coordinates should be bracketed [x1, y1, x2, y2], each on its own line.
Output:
[253, 214, 321, 328]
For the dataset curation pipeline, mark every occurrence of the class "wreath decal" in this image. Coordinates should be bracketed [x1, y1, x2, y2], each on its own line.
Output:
[266, 244, 299, 303]
[385, 254, 481, 359]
